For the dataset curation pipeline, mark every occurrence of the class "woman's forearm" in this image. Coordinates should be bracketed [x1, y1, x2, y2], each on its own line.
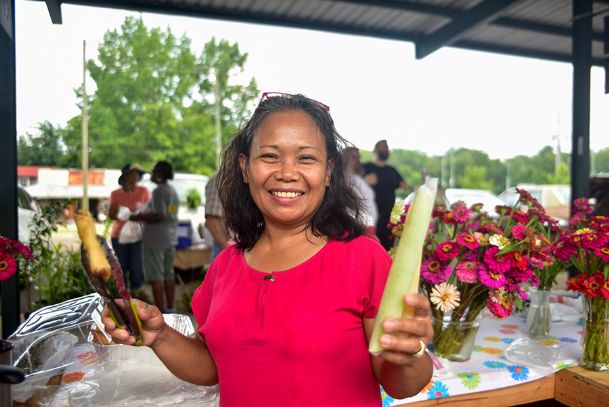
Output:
[376, 354, 433, 399]
[151, 325, 218, 386]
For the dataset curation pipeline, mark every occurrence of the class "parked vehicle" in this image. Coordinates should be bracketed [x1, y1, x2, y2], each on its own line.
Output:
[140, 173, 209, 247]
[499, 184, 570, 224]
[403, 187, 504, 217]
[17, 185, 41, 243]
[444, 188, 505, 213]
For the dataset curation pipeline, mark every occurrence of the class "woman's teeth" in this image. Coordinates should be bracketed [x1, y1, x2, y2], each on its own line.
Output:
[272, 191, 302, 198]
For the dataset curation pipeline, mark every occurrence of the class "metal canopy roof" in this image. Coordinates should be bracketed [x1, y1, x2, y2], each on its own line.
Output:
[44, 0, 609, 66]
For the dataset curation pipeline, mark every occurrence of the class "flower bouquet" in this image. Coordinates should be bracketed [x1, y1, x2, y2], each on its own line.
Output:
[0, 235, 34, 281]
[561, 198, 609, 370]
[389, 188, 552, 361]
[511, 189, 568, 337]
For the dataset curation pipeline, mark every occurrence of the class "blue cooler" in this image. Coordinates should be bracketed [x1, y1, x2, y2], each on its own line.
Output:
[176, 221, 193, 249]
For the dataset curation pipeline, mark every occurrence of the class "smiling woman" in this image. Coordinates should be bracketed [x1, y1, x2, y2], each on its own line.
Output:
[101, 93, 434, 406]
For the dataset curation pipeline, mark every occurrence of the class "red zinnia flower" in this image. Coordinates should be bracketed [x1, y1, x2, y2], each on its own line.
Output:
[435, 241, 460, 262]
[0, 253, 17, 281]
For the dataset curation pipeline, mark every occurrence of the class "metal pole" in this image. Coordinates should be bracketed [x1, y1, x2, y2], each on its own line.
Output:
[214, 69, 222, 170]
[82, 40, 89, 211]
[570, 0, 592, 208]
[0, 0, 20, 338]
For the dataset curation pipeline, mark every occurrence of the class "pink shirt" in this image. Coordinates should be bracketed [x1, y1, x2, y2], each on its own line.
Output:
[109, 186, 150, 239]
[192, 236, 391, 406]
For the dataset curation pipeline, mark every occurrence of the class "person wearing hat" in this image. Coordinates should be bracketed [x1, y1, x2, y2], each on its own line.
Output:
[108, 163, 151, 296]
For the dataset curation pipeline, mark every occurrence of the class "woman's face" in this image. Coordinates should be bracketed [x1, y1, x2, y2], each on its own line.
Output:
[240, 110, 332, 229]
[123, 170, 140, 187]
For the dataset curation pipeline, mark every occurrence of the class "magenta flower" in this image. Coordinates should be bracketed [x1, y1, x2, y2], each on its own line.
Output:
[511, 224, 528, 241]
[452, 203, 471, 223]
[595, 247, 609, 263]
[421, 259, 452, 284]
[486, 290, 513, 318]
[573, 197, 592, 214]
[484, 246, 512, 273]
[457, 233, 478, 250]
[455, 261, 480, 283]
[479, 263, 506, 288]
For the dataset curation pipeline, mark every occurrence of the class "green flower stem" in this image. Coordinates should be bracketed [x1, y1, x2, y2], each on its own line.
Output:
[581, 297, 609, 370]
[527, 288, 550, 338]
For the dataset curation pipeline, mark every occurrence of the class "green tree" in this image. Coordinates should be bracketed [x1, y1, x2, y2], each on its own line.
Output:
[459, 165, 494, 190]
[63, 17, 258, 175]
[594, 148, 609, 174]
[198, 37, 259, 169]
[18, 121, 77, 167]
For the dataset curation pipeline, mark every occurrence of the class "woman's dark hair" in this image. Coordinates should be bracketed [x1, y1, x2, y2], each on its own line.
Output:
[218, 93, 366, 250]
[153, 160, 174, 181]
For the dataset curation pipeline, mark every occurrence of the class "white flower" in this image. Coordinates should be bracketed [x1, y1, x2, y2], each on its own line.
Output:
[489, 233, 509, 249]
[430, 282, 461, 313]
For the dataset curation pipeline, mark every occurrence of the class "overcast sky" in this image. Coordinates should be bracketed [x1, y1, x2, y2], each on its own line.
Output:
[15, 1, 609, 161]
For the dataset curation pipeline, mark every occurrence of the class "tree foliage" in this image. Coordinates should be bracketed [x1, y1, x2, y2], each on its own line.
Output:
[18, 121, 77, 167]
[60, 17, 258, 175]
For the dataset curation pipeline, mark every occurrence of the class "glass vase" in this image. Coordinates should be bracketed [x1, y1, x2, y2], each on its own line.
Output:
[580, 296, 609, 371]
[526, 287, 551, 338]
[431, 312, 483, 362]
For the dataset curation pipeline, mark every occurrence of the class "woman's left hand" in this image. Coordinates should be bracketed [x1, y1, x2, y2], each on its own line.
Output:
[377, 293, 434, 365]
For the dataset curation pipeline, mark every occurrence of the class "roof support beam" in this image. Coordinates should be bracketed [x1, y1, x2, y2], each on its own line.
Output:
[570, 0, 592, 224]
[605, 16, 609, 93]
[415, 0, 520, 59]
[0, 0, 21, 337]
[44, 0, 62, 24]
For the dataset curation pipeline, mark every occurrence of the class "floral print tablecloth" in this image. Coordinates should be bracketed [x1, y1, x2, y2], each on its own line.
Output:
[384, 310, 582, 406]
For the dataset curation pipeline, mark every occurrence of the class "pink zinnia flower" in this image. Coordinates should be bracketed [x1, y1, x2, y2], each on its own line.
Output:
[421, 259, 452, 284]
[0, 253, 17, 281]
[580, 231, 603, 250]
[451, 203, 471, 223]
[455, 261, 480, 283]
[554, 239, 577, 262]
[457, 233, 478, 250]
[10, 239, 34, 260]
[595, 247, 609, 263]
[483, 246, 511, 273]
[511, 224, 528, 241]
[479, 263, 506, 288]
[486, 290, 513, 318]
[435, 241, 460, 262]
[573, 197, 592, 214]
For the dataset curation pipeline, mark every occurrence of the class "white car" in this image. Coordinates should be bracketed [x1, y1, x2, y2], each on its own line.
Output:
[499, 184, 570, 225]
[403, 187, 504, 217]
[17, 185, 41, 243]
[445, 188, 505, 214]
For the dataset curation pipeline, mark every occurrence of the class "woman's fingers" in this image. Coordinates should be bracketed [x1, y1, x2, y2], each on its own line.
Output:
[378, 294, 434, 361]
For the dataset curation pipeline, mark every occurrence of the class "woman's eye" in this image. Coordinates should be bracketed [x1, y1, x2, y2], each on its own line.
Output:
[259, 153, 279, 161]
[299, 155, 318, 162]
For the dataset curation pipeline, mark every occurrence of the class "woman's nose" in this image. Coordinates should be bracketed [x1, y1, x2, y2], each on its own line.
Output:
[276, 159, 298, 181]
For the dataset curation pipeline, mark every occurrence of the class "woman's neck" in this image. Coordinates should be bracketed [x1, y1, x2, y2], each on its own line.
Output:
[245, 224, 327, 272]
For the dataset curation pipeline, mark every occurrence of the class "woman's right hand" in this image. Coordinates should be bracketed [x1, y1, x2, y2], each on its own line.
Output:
[101, 299, 166, 347]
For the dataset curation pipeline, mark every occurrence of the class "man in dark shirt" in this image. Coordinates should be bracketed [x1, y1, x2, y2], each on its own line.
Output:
[363, 140, 408, 250]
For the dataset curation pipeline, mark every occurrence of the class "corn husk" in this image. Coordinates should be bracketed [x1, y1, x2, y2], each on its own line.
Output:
[369, 177, 438, 354]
